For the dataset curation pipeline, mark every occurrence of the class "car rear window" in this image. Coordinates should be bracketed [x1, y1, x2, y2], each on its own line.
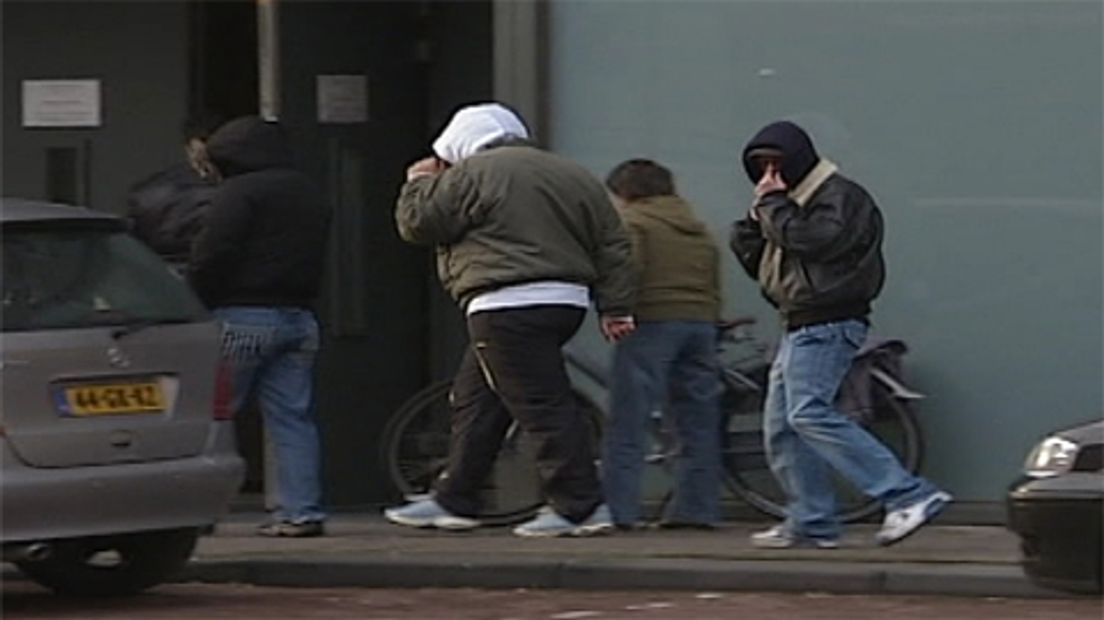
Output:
[2, 224, 209, 332]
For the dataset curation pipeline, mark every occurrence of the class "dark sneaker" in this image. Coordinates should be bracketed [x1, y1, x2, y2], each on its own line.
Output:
[750, 524, 839, 549]
[256, 520, 325, 538]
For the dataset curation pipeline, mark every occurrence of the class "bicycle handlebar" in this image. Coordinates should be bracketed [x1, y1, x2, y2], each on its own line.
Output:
[564, 316, 762, 389]
[717, 316, 757, 333]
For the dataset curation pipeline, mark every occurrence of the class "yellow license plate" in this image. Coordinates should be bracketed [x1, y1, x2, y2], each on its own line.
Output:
[63, 382, 165, 416]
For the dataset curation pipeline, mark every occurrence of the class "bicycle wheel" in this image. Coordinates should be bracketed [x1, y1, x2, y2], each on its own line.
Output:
[378, 379, 452, 500]
[722, 388, 923, 523]
[379, 380, 604, 526]
[631, 411, 681, 523]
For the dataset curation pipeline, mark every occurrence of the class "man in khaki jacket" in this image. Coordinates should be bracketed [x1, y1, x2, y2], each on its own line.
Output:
[385, 103, 635, 537]
[603, 159, 723, 530]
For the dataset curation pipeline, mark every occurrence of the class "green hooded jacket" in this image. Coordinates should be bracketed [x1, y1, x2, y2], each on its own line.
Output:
[617, 195, 720, 323]
[395, 145, 635, 315]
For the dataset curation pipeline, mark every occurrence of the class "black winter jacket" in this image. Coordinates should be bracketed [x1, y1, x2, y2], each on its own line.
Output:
[188, 117, 331, 309]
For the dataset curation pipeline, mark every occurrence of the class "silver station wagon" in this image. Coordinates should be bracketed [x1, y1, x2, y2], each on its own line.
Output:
[1, 198, 244, 596]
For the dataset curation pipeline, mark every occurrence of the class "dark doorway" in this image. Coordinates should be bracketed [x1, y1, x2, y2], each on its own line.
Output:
[187, 0, 264, 494]
[175, 0, 494, 507]
[187, 0, 258, 122]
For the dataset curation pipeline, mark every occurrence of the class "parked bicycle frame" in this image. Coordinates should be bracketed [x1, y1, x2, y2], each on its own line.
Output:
[378, 319, 925, 525]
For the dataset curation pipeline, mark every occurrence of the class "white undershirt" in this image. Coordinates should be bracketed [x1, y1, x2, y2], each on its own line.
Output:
[466, 281, 590, 316]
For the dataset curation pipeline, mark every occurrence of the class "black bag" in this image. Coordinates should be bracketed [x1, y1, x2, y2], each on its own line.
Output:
[126, 162, 215, 261]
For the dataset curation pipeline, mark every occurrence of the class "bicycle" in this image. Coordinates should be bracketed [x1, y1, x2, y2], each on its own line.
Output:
[378, 318, 924, 525]
[377, 371, 606, 526]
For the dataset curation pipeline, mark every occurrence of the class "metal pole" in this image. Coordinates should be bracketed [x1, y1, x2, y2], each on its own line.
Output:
[257, 0, 280, 512]
[492, 0, 545, 141]
[257, 0, 280, 121]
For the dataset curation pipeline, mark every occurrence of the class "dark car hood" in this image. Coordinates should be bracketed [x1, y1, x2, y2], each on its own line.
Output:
[1056, 419, 1104, 445]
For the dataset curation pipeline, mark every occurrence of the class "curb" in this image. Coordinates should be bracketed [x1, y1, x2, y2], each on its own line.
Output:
[179, 556, 1065, 599]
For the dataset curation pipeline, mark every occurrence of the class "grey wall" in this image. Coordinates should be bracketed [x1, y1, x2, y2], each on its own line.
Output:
[2, 1, 190, 213]
[547, 0, 1103, 505]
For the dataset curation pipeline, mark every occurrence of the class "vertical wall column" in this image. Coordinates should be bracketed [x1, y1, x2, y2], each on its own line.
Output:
[257, 0, 280, 120]
[492, 0, 545, 139]
[256, 0, 280, 509]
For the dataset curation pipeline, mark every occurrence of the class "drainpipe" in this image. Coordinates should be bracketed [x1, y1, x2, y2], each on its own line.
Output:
[257, 0, 280, 512]
[493, 0, 545, 141]
[257, 0, 280, 121]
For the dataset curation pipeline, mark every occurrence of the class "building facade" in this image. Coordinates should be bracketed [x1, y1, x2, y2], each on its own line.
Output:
[3, 0, 1100, 521]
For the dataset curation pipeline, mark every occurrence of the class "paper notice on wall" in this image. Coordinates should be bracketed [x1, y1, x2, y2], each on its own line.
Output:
[317, 75, 368, 124]
[22, 79, 102, 127]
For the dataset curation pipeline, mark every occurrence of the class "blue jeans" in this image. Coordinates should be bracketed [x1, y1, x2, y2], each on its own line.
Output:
[604, 321, 722, 526]
[216, 306, 326, 524]
[765, 319, 936, 539]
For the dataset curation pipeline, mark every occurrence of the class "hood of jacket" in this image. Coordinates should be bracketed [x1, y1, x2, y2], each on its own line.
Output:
[624, 195, 709, 235]
[742, 120, 820, 187]
[205, 116, 294, 177]
[432, 103, 530, 164]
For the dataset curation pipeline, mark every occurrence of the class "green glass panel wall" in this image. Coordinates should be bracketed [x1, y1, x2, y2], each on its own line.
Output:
[549, 0, 1103, 503]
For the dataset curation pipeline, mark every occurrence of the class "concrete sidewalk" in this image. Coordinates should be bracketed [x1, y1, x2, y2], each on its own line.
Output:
[181, 511, 1062, 599]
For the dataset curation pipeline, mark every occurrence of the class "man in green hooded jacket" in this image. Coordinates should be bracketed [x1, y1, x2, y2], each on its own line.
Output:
[385, 103, 635, 538]
[603, 159, 723, 530]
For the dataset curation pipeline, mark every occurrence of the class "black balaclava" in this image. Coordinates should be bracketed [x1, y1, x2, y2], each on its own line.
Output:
[741, 120, 820, 187]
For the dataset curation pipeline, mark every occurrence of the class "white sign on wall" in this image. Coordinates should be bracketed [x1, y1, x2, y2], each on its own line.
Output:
[22, 79, 102, 128]
[317, 74, 368, 124]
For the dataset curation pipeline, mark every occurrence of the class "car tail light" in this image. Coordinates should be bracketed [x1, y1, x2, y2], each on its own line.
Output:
[213, 361, 234, 421]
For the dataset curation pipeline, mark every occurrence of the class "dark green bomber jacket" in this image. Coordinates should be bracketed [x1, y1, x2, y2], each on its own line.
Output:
[395, 145, 636, 315]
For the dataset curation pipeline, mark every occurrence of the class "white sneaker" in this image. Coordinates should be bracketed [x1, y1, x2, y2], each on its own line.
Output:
[383, 498, 480, 531]
[512, 504, 614, 538]
[750, 524, 839, 549]
[876, 490, 953, 546]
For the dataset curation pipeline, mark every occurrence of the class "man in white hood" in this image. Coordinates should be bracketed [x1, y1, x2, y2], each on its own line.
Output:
[386, 102, 636, 537]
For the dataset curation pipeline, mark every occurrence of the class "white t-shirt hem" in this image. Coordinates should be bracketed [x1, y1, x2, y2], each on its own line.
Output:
[466, 281, 590, 316]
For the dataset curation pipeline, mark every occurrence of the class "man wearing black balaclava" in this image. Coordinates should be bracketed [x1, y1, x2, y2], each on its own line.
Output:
[730, 121, 951, 548]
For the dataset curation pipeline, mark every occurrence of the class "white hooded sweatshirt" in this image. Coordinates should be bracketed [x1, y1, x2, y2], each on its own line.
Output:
[432, 103, 530, 164]
[428, 103, 590, 314]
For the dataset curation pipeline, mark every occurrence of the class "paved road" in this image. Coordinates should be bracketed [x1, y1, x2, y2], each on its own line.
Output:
[3, 582, 1101, 619]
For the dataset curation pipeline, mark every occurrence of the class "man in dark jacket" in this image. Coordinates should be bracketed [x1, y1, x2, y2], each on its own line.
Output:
[730, 121, 950, 548]
[385, 102, 635, 537]
[189, 116, 331, 537]
[603, 159, 722, 530]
